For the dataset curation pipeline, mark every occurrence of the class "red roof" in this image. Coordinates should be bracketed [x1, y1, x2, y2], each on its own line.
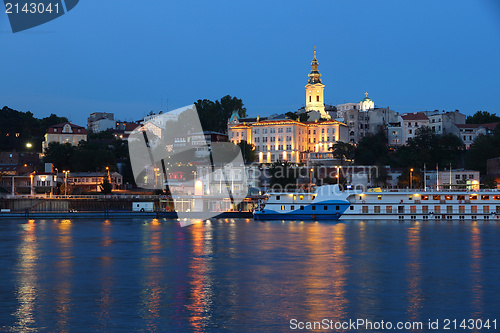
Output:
[47, 122, 87, 134]
[456, 124, 482, 129]
[480, 122, 499, 130]
[401, 112, 429, 121]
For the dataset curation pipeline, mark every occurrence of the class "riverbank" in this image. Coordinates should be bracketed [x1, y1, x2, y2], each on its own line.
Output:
[0, 211, 253, 220]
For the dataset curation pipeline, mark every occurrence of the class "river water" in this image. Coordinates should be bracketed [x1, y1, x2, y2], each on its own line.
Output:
[0, 218, 499, 332]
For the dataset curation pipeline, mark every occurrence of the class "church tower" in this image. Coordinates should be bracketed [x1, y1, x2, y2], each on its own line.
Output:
[305, 47, 329, 119]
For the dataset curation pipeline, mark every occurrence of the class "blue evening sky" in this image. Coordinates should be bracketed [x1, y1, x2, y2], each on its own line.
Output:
[1, 0, 499, 126]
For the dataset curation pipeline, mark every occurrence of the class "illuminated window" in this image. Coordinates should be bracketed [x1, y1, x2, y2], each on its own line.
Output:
[281, 205, 285, 210]
[483, 206, 489, 213]
[378, 195, 382, 200]
[409, 195, 413, 200]
[434, 206, 441, 213]
[459, 206, 465, 213]
[433, 195, 441, 200]
[421, 195, 428, 200]
[291, 205, 295, 210]
[457, 195, 465, 201]
[386, 206, 393, 213]
[445, 195, 453, 200]
[494, 196, 500, 200]
[410, 206, 417, 213]
[299, 195, 304, 200]
[447, 206, 453, 213]
[471, 206, 477, 213]
[469, 195, 477, 200]
[422, 206, 428, 214]
[481, 195, 489, 200]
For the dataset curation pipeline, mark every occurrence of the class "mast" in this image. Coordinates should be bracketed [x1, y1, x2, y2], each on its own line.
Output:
[436, 163, 439, 191]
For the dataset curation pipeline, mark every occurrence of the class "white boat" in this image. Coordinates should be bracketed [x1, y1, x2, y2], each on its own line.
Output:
[341, 188, 500, 221]
[253, 185, 500, 221]
[253, 185, 350, 220]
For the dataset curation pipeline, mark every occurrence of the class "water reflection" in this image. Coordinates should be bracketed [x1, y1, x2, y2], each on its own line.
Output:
[470, 224, 483, 323]
[54, 219, 73, 333]
[13, 221, 38, 332]
[406, 222, 422, 328]
[96, 220, 114, 329]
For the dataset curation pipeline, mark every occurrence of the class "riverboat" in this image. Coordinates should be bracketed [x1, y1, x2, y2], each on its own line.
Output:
[253, 185, 350, 220]
[253, 185, 500, 221]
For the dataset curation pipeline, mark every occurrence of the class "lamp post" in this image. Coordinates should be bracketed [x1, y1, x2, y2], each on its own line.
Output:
[63, 170, 69, 197]
[336, 166, 342, 185]
[310, 167, 314, 192]
[410, 168, 414, 190]
[153, 167, 159, 188]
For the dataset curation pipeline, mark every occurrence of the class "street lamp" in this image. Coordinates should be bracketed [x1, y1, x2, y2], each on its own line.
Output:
[26, 142, 32, 149]
[62, 170, 69, 197]
[410, 168, 414, 190]
[310, 167, 314, 192]
[336, 166, 342, 185]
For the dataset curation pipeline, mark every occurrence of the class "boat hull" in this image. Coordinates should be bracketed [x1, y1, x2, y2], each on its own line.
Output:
[253, 211, 343, 220]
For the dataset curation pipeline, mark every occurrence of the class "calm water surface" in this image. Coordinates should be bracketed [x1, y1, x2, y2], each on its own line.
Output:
[0, 218, 499, 332]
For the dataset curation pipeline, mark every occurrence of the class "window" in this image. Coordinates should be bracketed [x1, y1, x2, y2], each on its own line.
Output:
[410, 206, 417, 213]
[276, 195, 280, 200]
[300, 206, 304, 210]
[378, 195, 382, 200]
[481, 195, 489, 200]
[322, 128, 325, 133]
[421, 195, 428, 200]
[469, 194, 477, 200]
[494, 195, 500, 200]
[447, 206, 453, 213]
[433, 195, 441, 200]
[398, 206, 404, 213]
[336, 206, 339, 210]
[386, 206, 393, 213]
[409, 195, 413, 200]
[434, 206, 441, 213]
[324, 206, 328, 210]
[409, 129, 412, 134]
[496, 206, 500, 213]
[309, 96, 311, 102]
[316, 95, 320, 102]
[483, 206, 489, 213]
[455, 175, 460, 180]
[471, 206, 477, 213]
[459, 206, 465, 213]
[445, 195, 453, 200]
[422, 206, 428, 214]
[362, 206, 368, 213]
[374, 206, 381, 213]
[457, 195, 465, 201]
[299, 195, 303, 200]
[291, 205, 295, 210]
[312, 206, 316, 211]
[281, 205, 285, 211]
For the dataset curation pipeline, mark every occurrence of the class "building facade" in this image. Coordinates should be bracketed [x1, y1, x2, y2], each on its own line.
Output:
[87, 112, 115, 133]
[42, 122, 87, 151]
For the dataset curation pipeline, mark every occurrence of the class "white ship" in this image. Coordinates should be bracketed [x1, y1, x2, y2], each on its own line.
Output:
[254, 185, 500, 221]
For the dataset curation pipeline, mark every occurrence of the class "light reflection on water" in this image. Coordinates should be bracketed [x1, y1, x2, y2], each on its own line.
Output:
[0, 219, 499, 332]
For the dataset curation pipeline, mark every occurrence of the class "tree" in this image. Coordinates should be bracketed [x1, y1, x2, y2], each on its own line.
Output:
[194, 95, 247, 133]
[299, 113, 309, 122]
[237, 140, 256, 164]
[465, 131, 500, 174]
[466, 111, 500, 124]
[329, 142, 355, 163]
[355, 129, 389, 165]
[285, 111, 298, 120]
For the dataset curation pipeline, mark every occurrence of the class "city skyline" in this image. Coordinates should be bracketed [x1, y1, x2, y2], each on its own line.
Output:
[1, 0, 500, 126]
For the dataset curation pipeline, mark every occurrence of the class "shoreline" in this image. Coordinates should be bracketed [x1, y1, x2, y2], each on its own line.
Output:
[0, 211, 254, 220]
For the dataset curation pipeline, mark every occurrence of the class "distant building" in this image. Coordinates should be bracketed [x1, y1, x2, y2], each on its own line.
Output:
[68, 171, 123, 192]
[455, 124, 486, 149]
[42, 122, 87, 151]
[423, 110, 466, 136]
[423, 169, 480, 189]
[113, 122, 141, 140]
[400, 112, 430, 143]
[87, 112, 115, 133]
[304, 48, 329, 119]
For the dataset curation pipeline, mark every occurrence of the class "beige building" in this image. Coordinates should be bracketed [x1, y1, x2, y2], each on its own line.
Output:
[42, 122, 87, 151]
[228, 116, 348, 164]
[304, 48, 329, 119]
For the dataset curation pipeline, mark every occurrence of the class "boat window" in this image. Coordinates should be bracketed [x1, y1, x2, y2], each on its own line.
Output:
[299, 195, 304, 200]
[300, 206, 304, 210]
[459, 206, 465, 213]
[312, 195, 316, 200]
[350, 206, 354, 210]
[422, 206, 428, 214]
[374, 206, 381, 213]
[362, 206, 368, 213]
[336, 206, 339, 210]
[481, 195, 489, 200]
[445, 195, 453, 200]
[494, 195, 500, 200]
[291, 205, 295, 210]
[293, 195, 297, 200]
[398, 206, 404, 213]
[471, 206, 477, 213]
[433, 195, 441, 200]
[410, 206, 417, 213]
[281, 205, 285, 210]
[469, 194, 477, 200]
[378, 195, 382, 200]
[312, 206, 316, 211]
[496, 206, 500, 213]
[324, 206, 328, 210]
[447, 206, 453, 213]
[421, 195, 429, 200]
[483, 206, 489, 213]
[386, 206, 393, 213]
[434, 206, 441, 213]
[276, 196, 280, 200]
[409, 195, 413, 200]
[457, 195, 465, 200]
